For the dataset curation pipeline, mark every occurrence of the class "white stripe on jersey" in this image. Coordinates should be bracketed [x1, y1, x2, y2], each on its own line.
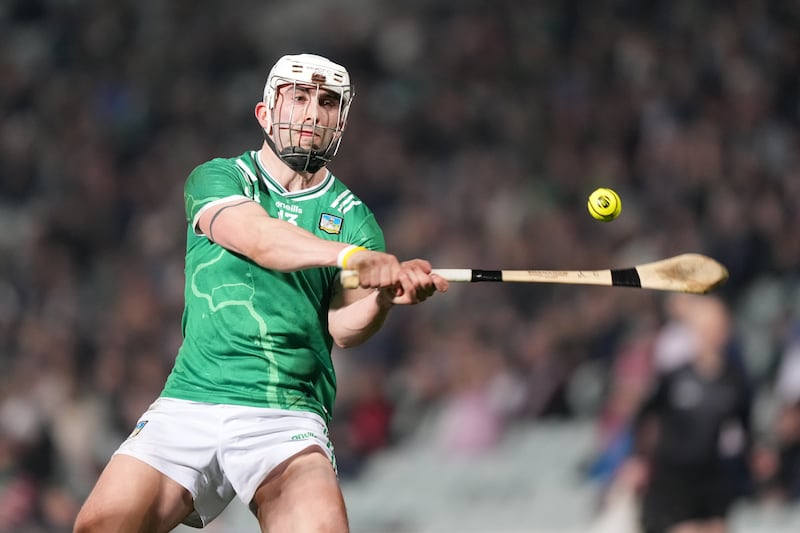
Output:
[341, 198, 363, 214]
[331, 190, 350, 208]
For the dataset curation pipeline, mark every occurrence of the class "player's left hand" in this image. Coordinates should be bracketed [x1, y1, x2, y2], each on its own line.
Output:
[379, 259, 448, 305]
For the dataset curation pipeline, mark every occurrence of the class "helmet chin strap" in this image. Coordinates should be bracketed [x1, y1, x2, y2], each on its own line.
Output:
[263, 129, 327, 174]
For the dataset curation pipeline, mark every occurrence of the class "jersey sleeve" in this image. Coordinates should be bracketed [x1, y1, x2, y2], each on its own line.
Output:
[184, 157, 255, 234]
[347, 212, 386, 253]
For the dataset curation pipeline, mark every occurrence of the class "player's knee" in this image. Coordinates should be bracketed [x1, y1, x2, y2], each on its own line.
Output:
[74, 500, 136, 533]
[73, 506, 106, 533]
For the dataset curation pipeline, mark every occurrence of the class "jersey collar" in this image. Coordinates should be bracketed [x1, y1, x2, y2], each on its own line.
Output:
[252, 150, 333, 198]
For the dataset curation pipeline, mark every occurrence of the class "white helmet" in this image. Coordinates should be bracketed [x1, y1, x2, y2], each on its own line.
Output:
[262, 53, 355, 173]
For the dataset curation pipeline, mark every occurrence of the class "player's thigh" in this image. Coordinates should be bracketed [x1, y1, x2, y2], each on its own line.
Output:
[74, 454, 194, 533]
[251, 446, 348, 533]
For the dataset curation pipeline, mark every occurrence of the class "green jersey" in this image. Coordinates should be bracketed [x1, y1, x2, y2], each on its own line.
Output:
[161, 151, 385, 422]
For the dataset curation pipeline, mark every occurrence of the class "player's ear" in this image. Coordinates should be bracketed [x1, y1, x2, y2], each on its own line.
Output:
[255, 102, 271, 131]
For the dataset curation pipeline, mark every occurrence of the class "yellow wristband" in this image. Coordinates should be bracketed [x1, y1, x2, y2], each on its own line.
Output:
[337, 245, 366, 269]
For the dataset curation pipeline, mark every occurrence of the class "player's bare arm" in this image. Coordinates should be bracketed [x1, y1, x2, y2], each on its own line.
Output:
[328, 259, 448, 348]
[197, 198, 450, 303]
[197, 199, 364, 271]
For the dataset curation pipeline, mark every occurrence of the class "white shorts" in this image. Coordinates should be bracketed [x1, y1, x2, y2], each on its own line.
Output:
[114, 397, 334, 528]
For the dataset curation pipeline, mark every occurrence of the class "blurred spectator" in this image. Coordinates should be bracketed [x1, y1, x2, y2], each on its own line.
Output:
[628, 296, 753, 533]
[752, 322, 800, 503]
[775, 321, 800, 407]
[585, 325, 655, 490]
[771, 401, 800, 501]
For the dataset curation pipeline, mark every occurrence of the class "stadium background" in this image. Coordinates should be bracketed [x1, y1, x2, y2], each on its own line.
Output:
[1, 0, 800, 531]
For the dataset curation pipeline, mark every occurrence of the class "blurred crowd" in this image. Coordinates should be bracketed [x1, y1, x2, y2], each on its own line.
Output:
[1, 0, 799, 531]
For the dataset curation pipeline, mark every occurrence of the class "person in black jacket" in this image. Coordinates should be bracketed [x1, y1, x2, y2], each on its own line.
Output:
[630, 295, 752, 533]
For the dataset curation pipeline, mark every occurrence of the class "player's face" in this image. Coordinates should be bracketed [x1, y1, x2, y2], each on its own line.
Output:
[273, 84, 341, 151]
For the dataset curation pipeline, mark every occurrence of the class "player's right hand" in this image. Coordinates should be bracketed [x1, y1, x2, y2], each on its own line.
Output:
[344, 249, 404, 289]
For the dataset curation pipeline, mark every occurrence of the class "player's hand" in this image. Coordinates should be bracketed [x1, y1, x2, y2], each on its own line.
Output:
[344, 249, 405, 288]
[378, 259, 449, 305]
[346, 252, 447, 304]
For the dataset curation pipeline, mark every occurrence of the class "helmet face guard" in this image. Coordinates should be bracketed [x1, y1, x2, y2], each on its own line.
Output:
[263, 54, 354, 173]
